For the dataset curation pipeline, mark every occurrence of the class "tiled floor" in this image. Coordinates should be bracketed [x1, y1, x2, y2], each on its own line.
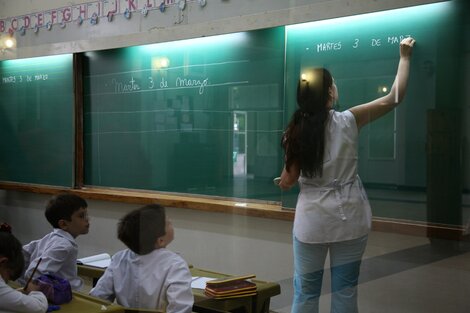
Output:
[269, 231, 470, 313]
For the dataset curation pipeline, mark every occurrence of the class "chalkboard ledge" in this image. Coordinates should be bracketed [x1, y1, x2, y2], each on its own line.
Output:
[0, 182, 465, 240]
[0, 182, 293, 221]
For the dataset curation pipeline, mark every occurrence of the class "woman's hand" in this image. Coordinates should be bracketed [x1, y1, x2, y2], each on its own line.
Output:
[400, 37, 416, 59]
[350, 37, 416, 129]
[278, 164, 300, 190]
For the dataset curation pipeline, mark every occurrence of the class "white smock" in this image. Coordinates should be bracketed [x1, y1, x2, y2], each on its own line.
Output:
[293, 110, 371, 243]
[0, 276, 48, 313]
[90, 248, 193, 313]
[21, 229, 83, 290]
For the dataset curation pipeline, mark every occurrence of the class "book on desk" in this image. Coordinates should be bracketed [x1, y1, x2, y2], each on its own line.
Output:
[204, 274, 257, 299]
[78, 266, 280, 313]
[77, 253, 111, 268]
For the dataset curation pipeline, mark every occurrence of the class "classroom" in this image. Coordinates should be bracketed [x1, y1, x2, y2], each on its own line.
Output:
[0, 0, 469, 312]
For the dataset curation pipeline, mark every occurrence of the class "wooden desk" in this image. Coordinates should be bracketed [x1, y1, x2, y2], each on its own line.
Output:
[7, 280, 124, 313]
[124, 308, 162, 313]
[191, 267, 281, 313]
[78, 264, 105, 286]
[78, 265, 281, 313]
[61, 292, 124, 313]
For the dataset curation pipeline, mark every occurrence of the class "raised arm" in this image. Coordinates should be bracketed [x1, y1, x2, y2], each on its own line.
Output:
[349, 37, 416, 129]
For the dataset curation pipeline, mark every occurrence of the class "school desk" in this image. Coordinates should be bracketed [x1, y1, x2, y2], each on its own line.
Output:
[191, 267, 281, 313]
[59, 292, 124, 313]
[7, 280, 124, 313]
[77, 264, 280, 313]
[123, 308, 162, 313]
[77, 263, 104, 286]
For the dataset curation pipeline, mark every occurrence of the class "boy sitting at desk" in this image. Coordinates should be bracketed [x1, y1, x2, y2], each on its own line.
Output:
[90, 204, 193, 313]
[20, 193, 90, 290]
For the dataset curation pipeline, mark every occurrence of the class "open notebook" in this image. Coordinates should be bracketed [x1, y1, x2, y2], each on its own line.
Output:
[191, 276, 216, 289]
[77, 253, 111, 268]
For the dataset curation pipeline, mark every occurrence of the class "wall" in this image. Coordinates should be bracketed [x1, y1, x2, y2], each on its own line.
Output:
[1, 0, 442, 60]
[0, 190, 294, 281]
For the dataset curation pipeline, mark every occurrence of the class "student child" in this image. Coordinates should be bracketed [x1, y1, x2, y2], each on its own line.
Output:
[21, 193, 90, 290]
[0, 224, 48, 313]
[90, 204, 193, 313]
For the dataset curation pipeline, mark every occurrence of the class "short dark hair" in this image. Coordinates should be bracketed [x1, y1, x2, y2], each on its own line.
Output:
[0, 231, 25, 281]
[118, 204, 166, 255]
[45, 193, 88, 228]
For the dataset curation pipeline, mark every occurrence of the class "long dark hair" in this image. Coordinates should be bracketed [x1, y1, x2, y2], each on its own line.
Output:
[0, 227, 25, 281]
[282, 68, 333, 178]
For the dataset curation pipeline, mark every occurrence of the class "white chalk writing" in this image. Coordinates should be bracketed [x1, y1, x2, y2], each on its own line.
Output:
[1, 74, 48, 84]
[112, 77, 141, 93]
[175, 77, 209, 95]
[312, 34, 412, 53]
[85, 60, 250, 97]
[317, 42, 342, 52]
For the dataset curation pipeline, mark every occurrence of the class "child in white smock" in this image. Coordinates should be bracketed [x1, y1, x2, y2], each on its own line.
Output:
[90, 204, 193, 313]
[0, 223, 48, 313]
[20, 194, 90, 290]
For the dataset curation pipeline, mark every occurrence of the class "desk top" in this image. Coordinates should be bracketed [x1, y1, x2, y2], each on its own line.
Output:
[78, 263, 105, 280]
[78, 264, 281, 313]
[7, 280, 124, 313]
[61, 292, 124, 313]
[191, 267, 280, 313]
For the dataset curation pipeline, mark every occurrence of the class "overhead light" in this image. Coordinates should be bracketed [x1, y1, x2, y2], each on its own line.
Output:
[5, 38, 14, 48]
[1, 34, 16, 54]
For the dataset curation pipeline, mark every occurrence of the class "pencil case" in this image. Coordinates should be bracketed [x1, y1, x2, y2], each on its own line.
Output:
[36, 274, 72, 305]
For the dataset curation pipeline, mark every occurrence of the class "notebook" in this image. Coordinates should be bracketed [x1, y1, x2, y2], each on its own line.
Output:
[77, 253, 111, 268]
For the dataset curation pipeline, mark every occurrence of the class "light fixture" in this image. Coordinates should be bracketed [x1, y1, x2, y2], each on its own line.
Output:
[377, 85, 389, 94]
[151, 56, 170, 70]
[5, 38, 14, 48]
[1, 34, 16, 54]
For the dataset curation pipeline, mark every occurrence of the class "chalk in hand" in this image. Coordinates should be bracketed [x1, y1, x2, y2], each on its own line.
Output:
[273, 177, 281, 185]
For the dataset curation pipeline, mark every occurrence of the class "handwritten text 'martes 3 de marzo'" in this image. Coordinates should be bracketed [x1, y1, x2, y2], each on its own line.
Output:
[112, 76, 210, 95]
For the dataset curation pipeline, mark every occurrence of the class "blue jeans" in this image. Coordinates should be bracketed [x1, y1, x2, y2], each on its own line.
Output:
[291, 235, 368, 313]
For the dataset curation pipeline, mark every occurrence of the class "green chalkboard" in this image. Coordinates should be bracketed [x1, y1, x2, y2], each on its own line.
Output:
[83, 27, 285, 201]
[0, 54, 74, 186]
[283, 0, 467, 218]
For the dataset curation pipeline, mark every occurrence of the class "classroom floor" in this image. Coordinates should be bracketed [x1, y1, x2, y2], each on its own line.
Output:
[78, 230, 470, 313]
[269, 231, 470, 313]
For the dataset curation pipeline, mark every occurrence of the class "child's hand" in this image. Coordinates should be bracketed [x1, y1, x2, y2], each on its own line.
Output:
[24, 281, 42, 293]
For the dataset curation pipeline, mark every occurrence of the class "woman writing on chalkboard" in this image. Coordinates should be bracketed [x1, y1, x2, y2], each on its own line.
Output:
[277, 37, 415, 313]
